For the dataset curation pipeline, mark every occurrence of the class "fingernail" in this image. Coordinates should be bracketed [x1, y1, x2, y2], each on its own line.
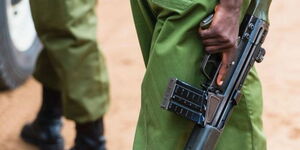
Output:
[219, 81, 224, 85]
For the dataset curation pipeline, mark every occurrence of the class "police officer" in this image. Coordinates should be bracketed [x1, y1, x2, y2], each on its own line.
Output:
[130, 0, 271, 149]
[20, 0, 109, 150]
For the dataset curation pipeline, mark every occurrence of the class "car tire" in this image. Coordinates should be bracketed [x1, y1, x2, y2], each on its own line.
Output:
[0, 0, 42, 91]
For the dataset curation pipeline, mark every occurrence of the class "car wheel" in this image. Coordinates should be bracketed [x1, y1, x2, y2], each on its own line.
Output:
[0, 0, 42, 91]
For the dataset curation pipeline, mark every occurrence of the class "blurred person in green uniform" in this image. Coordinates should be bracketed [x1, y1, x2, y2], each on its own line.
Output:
[131, 0, 270, 149]
[20, 0, 109, 150]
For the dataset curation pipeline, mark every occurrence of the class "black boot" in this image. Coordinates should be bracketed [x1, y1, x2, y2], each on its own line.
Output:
[71, 118, 106, 150]
[20, 86, 64, 150]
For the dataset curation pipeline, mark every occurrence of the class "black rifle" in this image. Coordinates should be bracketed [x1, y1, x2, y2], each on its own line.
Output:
[161, 0, 271, 150]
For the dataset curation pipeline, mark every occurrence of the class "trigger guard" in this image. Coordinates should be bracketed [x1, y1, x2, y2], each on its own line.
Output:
[201, 54, 212, 80]
[200, 54, 221, 82]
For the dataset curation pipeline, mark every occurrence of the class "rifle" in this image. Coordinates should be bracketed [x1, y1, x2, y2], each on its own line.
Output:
[160, 0, 271, 150]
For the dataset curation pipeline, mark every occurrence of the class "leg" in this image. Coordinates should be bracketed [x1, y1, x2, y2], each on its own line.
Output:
[131, 0, 266, 149]
[25, 0, 109, 149]
[30, 0, 109, 123]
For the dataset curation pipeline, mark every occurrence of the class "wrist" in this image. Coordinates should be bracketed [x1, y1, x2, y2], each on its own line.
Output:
[216, 5, 241, 18]
[219, 0, 243, 13]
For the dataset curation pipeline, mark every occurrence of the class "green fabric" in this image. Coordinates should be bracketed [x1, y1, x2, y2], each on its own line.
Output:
[130, 0, 266, 149]
[30, 0, 109, 123]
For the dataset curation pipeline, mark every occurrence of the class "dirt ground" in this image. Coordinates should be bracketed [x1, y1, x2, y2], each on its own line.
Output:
[0, 0, 299, 150]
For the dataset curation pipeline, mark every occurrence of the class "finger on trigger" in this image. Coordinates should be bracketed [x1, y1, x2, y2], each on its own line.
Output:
[217, 53, 231, 86]
[217, 63, 228, 86]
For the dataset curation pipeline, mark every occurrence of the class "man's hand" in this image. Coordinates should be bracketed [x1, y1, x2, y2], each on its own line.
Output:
[199, 1, 243, 86]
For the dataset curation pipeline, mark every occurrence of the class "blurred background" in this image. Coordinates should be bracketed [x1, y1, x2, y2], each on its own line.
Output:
[0, 0, 299, 149]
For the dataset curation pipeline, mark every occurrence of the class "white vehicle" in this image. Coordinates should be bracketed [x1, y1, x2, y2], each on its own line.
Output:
[0, 0, 42, 90]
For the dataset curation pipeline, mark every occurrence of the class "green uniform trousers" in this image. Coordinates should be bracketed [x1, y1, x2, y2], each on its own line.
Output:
[30, 0, 109, 123]
[131, 0, 266, 149]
